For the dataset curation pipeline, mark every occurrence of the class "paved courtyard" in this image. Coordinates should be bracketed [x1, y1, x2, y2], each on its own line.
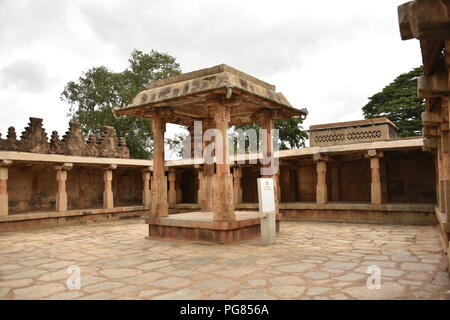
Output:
[0, 219, 449, 300]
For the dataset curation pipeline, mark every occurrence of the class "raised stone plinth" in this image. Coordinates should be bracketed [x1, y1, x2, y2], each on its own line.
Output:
[146, 211, 281, 244]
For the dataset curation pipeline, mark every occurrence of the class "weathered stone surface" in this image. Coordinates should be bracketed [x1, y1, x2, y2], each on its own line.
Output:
[97, 126, 118, 158]
[0, 118, 129, 158]
[153, 288, 202, 300]
[276, 262, 315, 273]
[19, 118, 50, 154]
[270, 275, 304, 285]
[151, 277, 191, 289]
[270, 285, 306, 298]
[193, 278, 240, 293]
[307, 287, 331, 296]
[61, 122, 86, 156]
[1, 219, 449, 301]
[335, 272, 367, 282]
[83, 281, 124, 293]
[400, 263, 438, 271]
[304, 272, 330, 280]
[230, 289, 275, 300]
[323, 261, 357, 271]
[343, 283, 405, 300]
[13, 283, 66, 299]
[99, 268, 142, 279]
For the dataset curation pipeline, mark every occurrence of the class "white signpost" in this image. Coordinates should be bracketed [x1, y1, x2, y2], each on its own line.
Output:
[257, 178, 276, 246]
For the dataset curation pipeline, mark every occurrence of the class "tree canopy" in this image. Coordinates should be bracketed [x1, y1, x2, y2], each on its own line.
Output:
[61, 49, 182, 159]
[233, 117, 308, 153]
[62, 49, 308, 159]
[362, 66, 424, 137]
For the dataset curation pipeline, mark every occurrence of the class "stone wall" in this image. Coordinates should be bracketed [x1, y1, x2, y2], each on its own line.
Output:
[338, 159, 371, 202]
[386, 151, 436, 203]
[8, 165, 57, 213]
[0, 117, 130, 158]
[7, 163, 143, 214]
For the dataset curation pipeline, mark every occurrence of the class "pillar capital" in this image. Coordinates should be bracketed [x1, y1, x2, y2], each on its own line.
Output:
[313, 153, 330, 162]
[168, 169, 176, 181]
[54, 162, 73, 171]
[141, 166, 152, 173]
[366, 150, 384, 158]
[103, 164, 117, 171]
[0, 160, 12, 167]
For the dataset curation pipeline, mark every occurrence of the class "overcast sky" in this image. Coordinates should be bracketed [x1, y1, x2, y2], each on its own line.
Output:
[0, 0, 421, 153]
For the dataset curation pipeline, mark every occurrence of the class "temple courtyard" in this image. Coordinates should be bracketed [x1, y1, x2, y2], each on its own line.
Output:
[0, 218, 448, 300]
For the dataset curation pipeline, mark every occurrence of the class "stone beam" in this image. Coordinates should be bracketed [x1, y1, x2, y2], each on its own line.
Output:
[422, 110, 441, 126]
[418, 73, 450, 99]
[398, 0, 450, 41]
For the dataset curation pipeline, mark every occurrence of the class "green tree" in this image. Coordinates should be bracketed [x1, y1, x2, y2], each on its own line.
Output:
[61, 49, 182, 159]
[233, 117, 308, 152]
[362, 66, 424, 137]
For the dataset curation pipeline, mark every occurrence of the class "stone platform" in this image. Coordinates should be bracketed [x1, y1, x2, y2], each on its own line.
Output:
[146, 211, 281, 244]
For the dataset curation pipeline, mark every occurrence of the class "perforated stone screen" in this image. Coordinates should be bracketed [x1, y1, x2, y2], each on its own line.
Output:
[309, 118, 398, 147]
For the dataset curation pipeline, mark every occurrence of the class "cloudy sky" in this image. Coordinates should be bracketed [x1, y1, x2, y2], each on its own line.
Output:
[0, 0, 421, 152]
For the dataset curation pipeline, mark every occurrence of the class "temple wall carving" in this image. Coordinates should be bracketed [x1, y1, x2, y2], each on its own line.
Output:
[0, 117, 130, 159]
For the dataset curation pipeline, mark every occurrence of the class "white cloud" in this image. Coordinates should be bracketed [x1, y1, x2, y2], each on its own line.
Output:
[0, 0, 422, 156]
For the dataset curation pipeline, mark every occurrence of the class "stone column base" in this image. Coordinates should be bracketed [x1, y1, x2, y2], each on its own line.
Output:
[146, 211, 281, 244]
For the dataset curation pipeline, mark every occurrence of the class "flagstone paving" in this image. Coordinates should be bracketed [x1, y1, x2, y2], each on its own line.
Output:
[0, 219, 449, 300]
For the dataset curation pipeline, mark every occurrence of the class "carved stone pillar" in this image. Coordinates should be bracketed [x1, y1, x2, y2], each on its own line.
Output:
[233, 166, 243, 205]
[201, 119, 214, 212]
[168, 169, 177, 205]
[0, 160, 12, 216]
[54, 163, 73, 212]
[314, 154, 328, 204]
[367, 150, 384, 205]
[212, 104, 235, 221]
[150, 115, 169, 217]
[142, 167, 151, 207]
[103, 164, 116, 209]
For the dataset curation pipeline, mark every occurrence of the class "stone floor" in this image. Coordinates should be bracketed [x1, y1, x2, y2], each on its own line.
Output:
[0, 219, 449, 300]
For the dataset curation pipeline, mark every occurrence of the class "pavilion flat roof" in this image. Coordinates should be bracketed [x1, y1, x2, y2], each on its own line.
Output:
[116, 64, 307, 126]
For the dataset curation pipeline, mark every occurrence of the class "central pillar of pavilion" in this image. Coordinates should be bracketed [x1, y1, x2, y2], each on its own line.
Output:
[116, 64, 307, 244]
[150, 112, 169, 217]
[211, 104, 235, 221]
